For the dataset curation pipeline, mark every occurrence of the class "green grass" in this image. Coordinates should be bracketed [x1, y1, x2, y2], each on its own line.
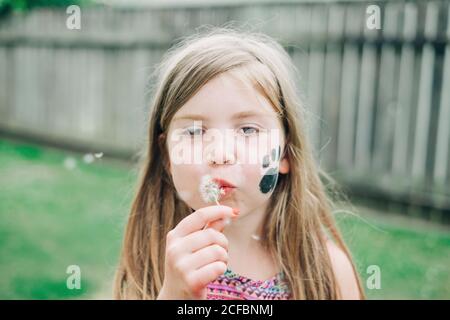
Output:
[337, 209, 450, 299]
[0, 138, 449, 299]
[0, 138, 135, 299]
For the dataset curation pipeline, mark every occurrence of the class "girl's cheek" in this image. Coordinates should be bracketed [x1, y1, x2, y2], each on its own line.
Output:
[167, 137, 204, 167]
[168, 162, 203, 204]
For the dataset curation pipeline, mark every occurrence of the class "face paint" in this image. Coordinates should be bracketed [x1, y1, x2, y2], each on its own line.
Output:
[262, 155, 270, 168]
[272, 145, 281, 161]
[259, 168, 279, 194]
[271, 148, 277, 161]
[259, 146, 281, 194]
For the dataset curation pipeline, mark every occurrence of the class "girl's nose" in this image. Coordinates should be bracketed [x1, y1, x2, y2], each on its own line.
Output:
[206, 152, 235, 165]
[205, 131, 236, 165]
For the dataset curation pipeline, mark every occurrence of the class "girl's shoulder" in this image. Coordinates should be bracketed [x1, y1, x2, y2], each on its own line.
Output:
[326, 240, 361, 300]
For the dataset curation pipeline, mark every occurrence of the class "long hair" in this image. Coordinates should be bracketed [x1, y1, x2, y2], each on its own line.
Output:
[114, 27, 366, 300]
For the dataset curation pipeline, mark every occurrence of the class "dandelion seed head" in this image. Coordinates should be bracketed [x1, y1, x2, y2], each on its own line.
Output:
[199, 175, 222, 203]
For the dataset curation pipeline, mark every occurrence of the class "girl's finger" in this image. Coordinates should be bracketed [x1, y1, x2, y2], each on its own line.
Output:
[182, 228, 229, 253]
[171, 205, 238, 238]
[186, 261, 228, 293]
[204, 216, 235, 232]
[184, 244, 228, 271]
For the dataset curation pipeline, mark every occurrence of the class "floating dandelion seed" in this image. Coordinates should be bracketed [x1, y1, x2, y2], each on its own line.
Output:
[83, 153, 95, 164]
[63, 157, 77, 170]
[82, 152, 103, 164]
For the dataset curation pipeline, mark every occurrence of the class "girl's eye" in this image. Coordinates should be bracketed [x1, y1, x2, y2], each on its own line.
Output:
[239, 126, 259, 136]
[185, 127, 204, 136]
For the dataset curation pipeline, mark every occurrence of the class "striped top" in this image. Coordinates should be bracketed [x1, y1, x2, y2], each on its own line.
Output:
[206, 268, 291, 300]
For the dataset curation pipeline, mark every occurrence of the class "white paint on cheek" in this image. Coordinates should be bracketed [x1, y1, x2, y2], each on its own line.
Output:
[251, 234, 261, 241]
[177, 190, 192, 202]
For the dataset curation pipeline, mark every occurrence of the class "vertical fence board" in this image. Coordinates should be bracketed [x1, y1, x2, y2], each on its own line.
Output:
[412, 2, 439, 182]
[337, 4, 362, 170]
[392, 3, 418, 182]
[434, 3, 450, 187]
[321, 4, 345, 171]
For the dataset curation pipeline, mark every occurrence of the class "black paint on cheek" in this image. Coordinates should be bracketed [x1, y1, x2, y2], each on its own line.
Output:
[259, 168, 279, 194]
[262, 155, 270, 168]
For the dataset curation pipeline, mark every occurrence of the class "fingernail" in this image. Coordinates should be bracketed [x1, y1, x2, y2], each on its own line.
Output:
[232, 208, 240, 216]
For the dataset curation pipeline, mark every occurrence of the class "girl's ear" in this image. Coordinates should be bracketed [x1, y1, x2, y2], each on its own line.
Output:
[279, 157, 290, 174]
[278, 144, 290, 174]
[158, 133, 171, 172]
[158, 133, 165, 147]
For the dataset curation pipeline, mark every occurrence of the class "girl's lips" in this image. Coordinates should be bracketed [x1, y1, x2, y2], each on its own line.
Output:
[212, 178, 236, 199]
[219, 186, 235, 198]
[212, 178, 236, 188]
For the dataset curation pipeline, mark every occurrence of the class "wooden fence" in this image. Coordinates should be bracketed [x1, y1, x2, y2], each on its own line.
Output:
[0, 0, 449, 220]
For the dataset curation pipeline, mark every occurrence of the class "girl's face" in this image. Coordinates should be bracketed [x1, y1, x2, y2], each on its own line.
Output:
[165, 71, 289, 215]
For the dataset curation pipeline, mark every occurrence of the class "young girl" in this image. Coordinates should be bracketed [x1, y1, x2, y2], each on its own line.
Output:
[114, 28, 365, 300]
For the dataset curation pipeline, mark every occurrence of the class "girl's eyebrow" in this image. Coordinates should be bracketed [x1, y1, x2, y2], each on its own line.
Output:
[172, 114, 206, 122]
[172, 110, 272, 122]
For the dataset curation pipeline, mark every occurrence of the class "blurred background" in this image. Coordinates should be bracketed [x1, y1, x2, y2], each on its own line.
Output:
[0, 0, 449, 299]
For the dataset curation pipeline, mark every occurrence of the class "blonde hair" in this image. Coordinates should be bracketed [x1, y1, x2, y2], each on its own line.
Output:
[114, 27, 365, 300]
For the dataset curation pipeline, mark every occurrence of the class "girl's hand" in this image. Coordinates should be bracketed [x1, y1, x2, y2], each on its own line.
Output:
[157, 205, 239, 300]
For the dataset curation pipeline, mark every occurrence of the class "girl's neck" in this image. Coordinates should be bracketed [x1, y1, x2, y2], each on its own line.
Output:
[222, 203, 266, 249]
[222, 204, 280, 281]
